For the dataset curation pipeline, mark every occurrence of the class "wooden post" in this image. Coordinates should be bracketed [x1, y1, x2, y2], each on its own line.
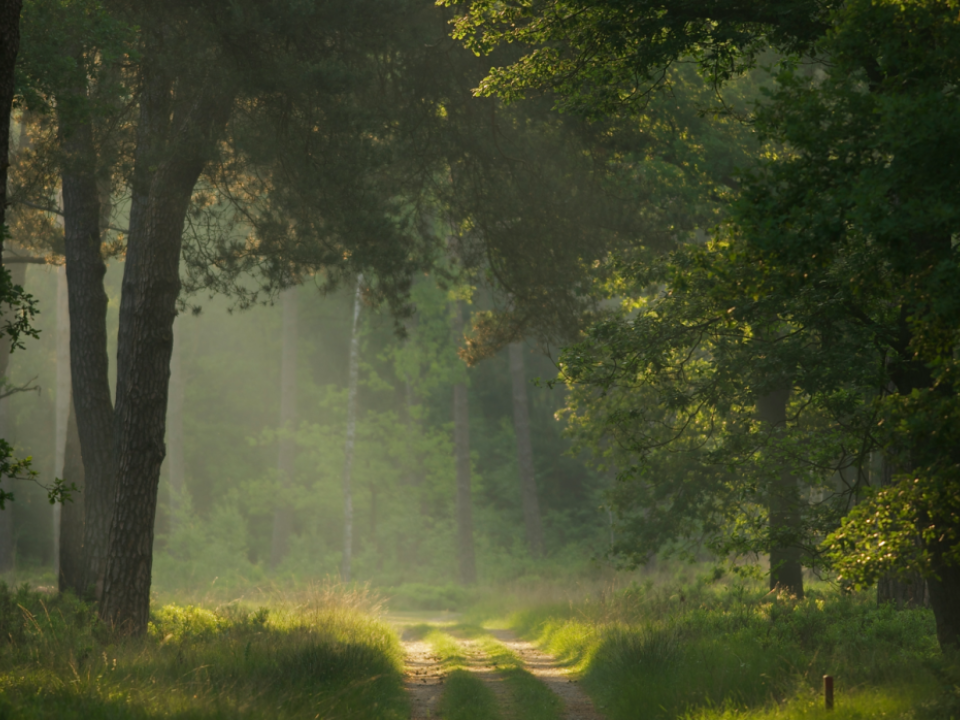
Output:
[823, 675, 834, 711]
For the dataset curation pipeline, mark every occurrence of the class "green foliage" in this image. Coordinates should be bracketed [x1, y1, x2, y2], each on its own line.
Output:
[725, 0, 960, 585]
[442, 0, 831, 117]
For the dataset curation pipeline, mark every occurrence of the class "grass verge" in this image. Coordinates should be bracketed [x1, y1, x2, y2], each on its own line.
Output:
[509, 581, 950, 720]
[0, 581, 408, 719]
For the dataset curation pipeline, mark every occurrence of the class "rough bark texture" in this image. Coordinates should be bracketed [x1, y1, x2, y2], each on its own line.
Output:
[508, 342, 543, 558]
[453, 302, 476, 585]
[165, 316, 185, 531]
[0, 0, 21, 231]
[59, 104, 116, 600]
[270, 286, 298, 569]
[0, 262, 25, 573]
[0, 5, 22, 573]
[98, 44, 232, 633]
[59, 396, 85, 594]
[53, 266, 70, 577]
[756, 386, 804, 599]
[340, 278, 362, 582]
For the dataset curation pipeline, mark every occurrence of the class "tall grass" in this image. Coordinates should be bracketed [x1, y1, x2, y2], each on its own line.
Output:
[509, 579, 950, 720]
[0, 580, 407, 719]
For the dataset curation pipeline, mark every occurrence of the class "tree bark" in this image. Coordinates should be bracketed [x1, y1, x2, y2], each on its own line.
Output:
[0, 0, 21, 231]
[756, 386, 804, 598]
[0, 261, 25, 573]
[59, 395, 85, 594]
[508, 342, 543, 558]
[59, 93, 116, 600]
[0, 3, 23, 570]
[53, 266, 70, 578]
[341, 277, 362, 582]
[98, 41, 232, 633]
[452, 301, 476, 585]
[165, 316, 185, 532]
[270, 286, 298, 569]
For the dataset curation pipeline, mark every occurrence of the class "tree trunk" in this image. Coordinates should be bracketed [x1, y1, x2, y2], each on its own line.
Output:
[98, 43, 232, 633]
[341, 277, 362, 582]
[452, 302, 476, 585]
[53, 266, 71, 578]
[58, 395, 85, 594]
[0, 0, 23, 573]
[59, 93, 116, 600]
[0, 0, 21, 232]
[270, 286, 298, 569]
[0, 261, 25, 573]
[508, 342, 543, 558]
[165, 316, 185, 532]
[756, 386, 804, 598]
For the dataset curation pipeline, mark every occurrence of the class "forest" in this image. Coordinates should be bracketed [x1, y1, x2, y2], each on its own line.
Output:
[0, 0, 958, 718]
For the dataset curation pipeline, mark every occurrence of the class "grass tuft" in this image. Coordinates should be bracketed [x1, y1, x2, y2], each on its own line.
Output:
[510, 581, 946, 720]
[0, 580, 408, 719]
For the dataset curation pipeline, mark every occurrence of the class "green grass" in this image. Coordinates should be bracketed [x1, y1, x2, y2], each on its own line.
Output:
[508, 581, 951, 720]
[471, 633, 562, 720]
[424, 623, 562, 720]
[0, 581, 409, 719]
[424, 626, 502, 720]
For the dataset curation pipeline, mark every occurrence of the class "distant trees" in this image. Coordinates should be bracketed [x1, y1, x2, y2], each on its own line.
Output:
[14, 0, 443, 633]
[270, 287, 298, 570]
[509, 343, 543, 559]
[448, 0, 960, 650]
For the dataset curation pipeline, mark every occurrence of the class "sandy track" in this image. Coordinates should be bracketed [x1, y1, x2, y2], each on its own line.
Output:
[459, 638, 514, 713]
[488, 629, 604, 720]
[400, 623, 604, 720]
[403, 637, 445, 719]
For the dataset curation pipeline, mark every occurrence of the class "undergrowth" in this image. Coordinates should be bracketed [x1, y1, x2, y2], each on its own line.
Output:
[0, 580, 407, 719]
[508, 579, 951, 720]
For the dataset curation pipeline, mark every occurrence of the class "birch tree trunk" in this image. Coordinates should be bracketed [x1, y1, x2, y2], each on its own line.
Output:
[270, 286, 298, 569]
[341, 276, 362, 582]
[165, 316, 185, 532]
[756, 386, 804, 598]
[452, 301, 476, 585]
[0, 261, 26, 573]
[508, 342, 543, 558]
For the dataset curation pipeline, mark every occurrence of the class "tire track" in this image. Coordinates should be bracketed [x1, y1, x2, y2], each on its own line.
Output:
[402, 635, 445, 719]
[488, 629, 604, 720]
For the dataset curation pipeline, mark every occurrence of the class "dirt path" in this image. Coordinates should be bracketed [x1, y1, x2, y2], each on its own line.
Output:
[488, 629, 604, 720]
[459, 638, 514, 713]
[402, 635, 445, 720]
[396, 618, 604, 720]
